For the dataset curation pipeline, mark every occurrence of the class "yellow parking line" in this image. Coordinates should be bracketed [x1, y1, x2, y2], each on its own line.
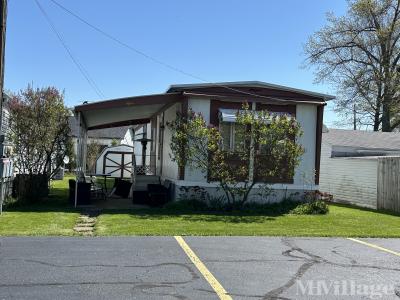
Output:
[174, 236, 232, 300]
[348, 238, 400, 257]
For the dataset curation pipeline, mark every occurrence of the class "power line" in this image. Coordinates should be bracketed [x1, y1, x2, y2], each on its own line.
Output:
[34, 0, 105, 99]
[48, 0, 312, 102]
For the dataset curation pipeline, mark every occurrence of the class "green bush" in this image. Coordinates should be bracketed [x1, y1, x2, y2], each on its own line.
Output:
[12, 174, 49, 204]
[290, 200, 329, 215]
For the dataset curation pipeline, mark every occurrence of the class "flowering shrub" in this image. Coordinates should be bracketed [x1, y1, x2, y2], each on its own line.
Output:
[303, 190, 333, 202]
[290, 200, 329, 215]
[288, 190, 331, 215]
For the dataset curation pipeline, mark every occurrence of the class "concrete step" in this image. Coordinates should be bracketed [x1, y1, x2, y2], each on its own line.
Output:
[78, 217, 97, 223]
[75, 222, 95, 227]
[74, 226, 93, 233]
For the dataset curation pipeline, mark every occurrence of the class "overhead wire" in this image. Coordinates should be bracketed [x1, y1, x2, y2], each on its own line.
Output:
[34, 0, 105, 98]
[47, 0, 319, 102]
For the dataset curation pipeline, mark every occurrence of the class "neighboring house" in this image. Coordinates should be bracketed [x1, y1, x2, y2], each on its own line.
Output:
[74, 81, 334, 202]
[0, 93, 14, 202]
[319, 128, 400, 208]
[68, 116, 134, 154]
[0, 92, 12, 155]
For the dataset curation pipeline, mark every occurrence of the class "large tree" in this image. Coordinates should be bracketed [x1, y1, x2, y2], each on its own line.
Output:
[167, 104, 304, 208]
[9, 86, 72, 178]
[86, 140, 102, 173]
[305, 0, 400, 131]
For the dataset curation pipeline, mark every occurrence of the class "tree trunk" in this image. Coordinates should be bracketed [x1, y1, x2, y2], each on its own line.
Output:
[373, 105, 381, 131]
[382, 100, 391, 132]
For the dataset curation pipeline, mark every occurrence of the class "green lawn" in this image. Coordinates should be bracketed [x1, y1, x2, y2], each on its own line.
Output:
[0, 210, 78, 236]
[0, 176, 79, 236]
[96, 205, 400, 237]
[1, 176, 399, 237]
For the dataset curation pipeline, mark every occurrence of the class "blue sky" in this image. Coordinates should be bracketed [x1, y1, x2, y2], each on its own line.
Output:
[5, 0, 347, 127]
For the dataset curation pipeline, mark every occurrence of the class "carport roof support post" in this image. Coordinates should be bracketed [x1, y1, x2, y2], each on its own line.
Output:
[75, 112, 88, 208]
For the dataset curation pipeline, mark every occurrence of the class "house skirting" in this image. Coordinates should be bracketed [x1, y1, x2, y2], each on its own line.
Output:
[161, 177, 318, 203]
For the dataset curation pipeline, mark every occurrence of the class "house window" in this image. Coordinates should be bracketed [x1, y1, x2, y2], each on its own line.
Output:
[219, 108, 248, 152]
[220, 122, 246, 152]
[216, 105, 295, 184]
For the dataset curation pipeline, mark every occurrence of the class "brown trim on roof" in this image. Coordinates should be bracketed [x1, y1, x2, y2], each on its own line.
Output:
[315, 105, 324, 185]
[181, 86, 327, 101]
[183, 92, 325, 105]
[168, 81, 335, 100]
[88, 118, 150, 130]
[75, 92, 184, 112]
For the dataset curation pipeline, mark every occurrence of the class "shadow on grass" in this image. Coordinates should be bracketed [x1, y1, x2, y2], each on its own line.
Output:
[132, 210, 276, 223]
[4, 187, 77, 213]
[98, 202, 301, 223]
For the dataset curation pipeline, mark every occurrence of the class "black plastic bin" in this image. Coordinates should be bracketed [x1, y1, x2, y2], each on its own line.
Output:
[68, 179, 92, 206]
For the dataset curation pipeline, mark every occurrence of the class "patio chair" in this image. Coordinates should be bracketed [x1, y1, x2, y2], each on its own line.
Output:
[86, 176, 106, 201]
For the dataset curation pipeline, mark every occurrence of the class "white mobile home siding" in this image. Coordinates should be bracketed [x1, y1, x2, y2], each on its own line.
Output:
[159, 103, 181, 181]
[293, 104, 317, 187]
[184, 98, 211, 182]
[319, 142, 378, 208]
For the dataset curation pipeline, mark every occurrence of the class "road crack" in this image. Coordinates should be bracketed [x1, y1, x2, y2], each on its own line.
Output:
[263, 238, 400, 300]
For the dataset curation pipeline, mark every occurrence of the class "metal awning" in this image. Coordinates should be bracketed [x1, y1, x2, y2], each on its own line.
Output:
[218, 108, 293, 123]
[74, 92, 184, 130]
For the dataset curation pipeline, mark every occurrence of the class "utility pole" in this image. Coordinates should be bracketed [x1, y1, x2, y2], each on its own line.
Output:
[353, 103, 357, 130]
[0, 0, 6, 215]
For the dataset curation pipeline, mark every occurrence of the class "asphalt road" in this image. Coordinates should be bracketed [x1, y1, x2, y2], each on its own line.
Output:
[0, 237, 399, 299]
